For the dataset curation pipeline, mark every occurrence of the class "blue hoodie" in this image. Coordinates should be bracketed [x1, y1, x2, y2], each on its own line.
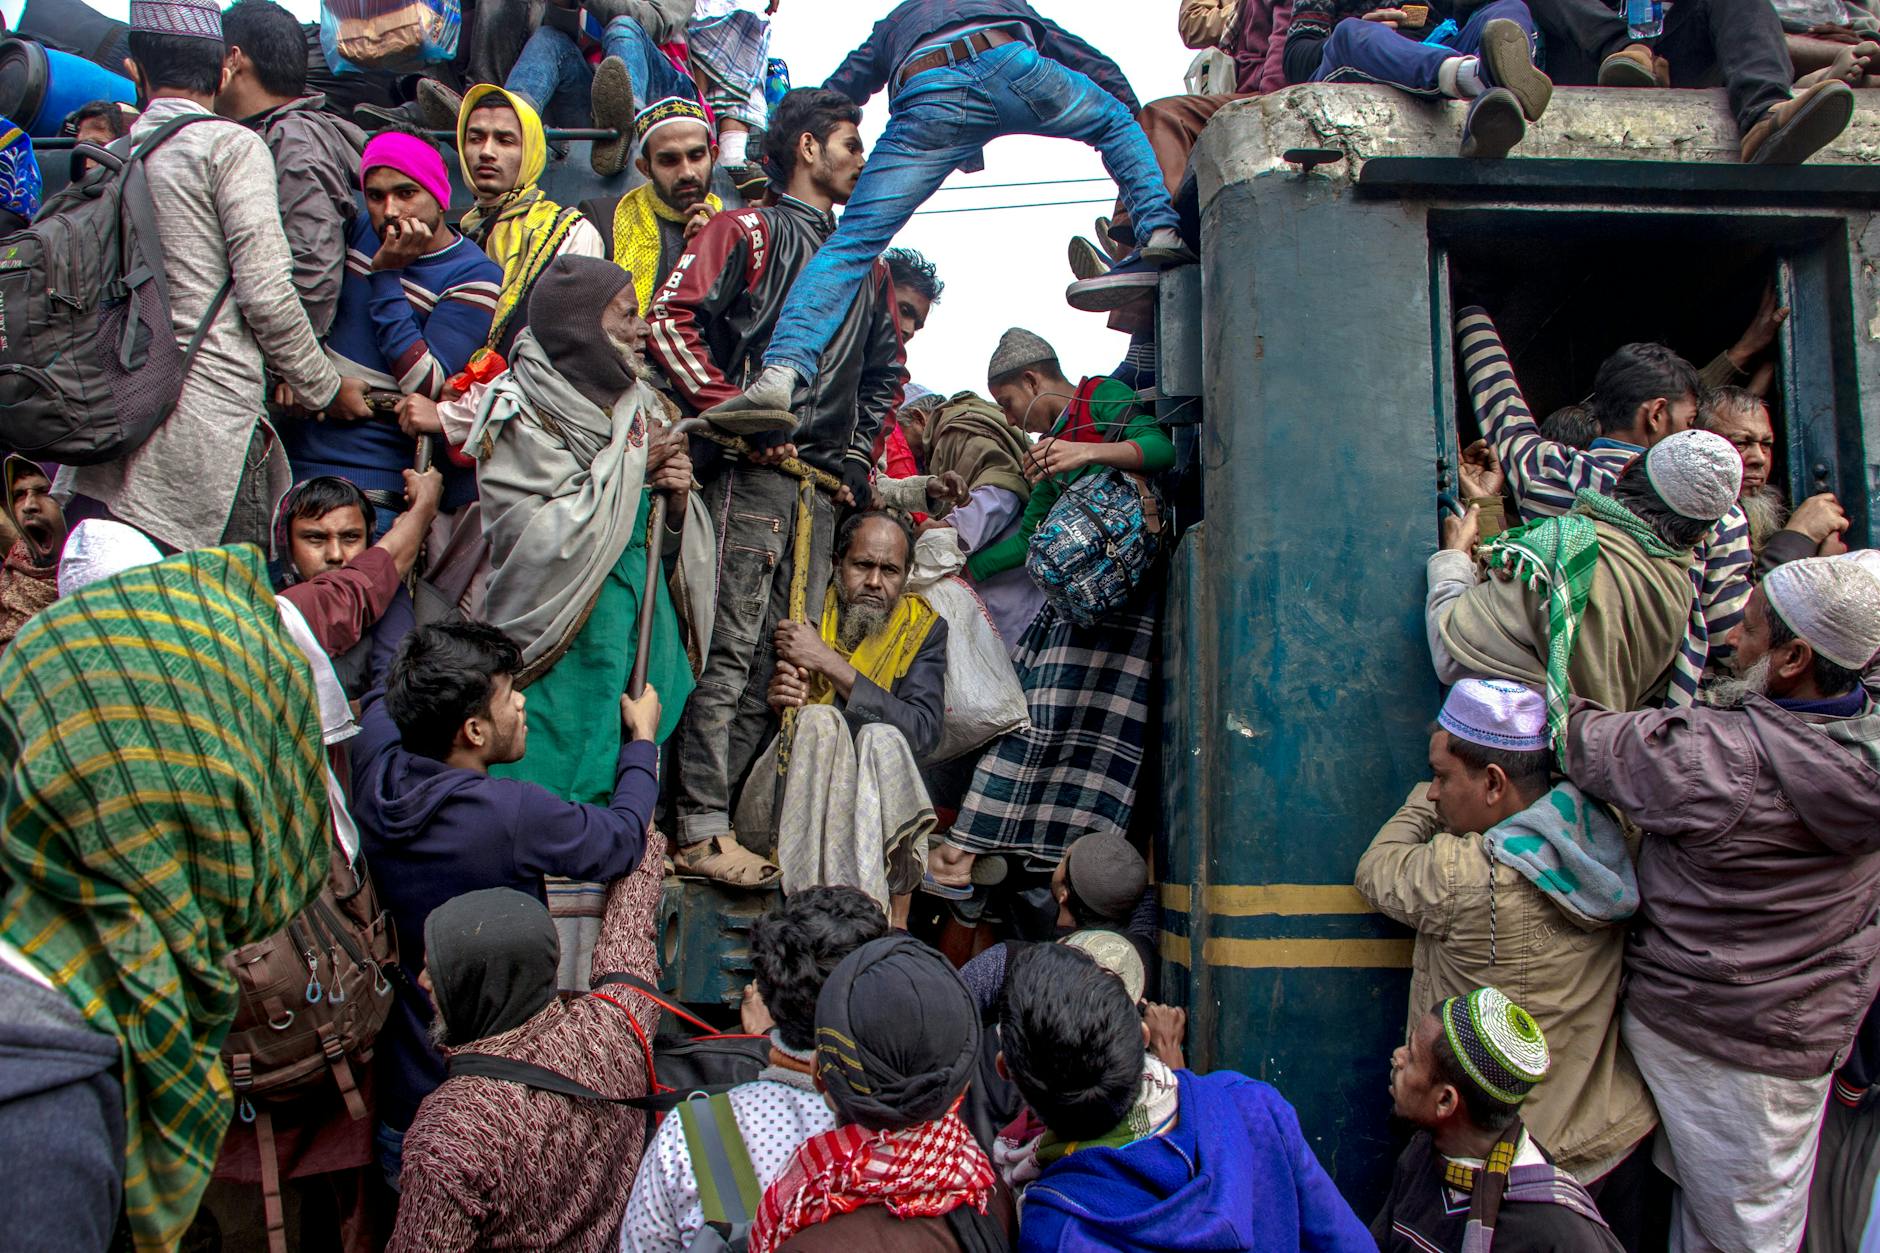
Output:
[1019, 1070, 1375, 1253]
[349, 690, 658, 1130]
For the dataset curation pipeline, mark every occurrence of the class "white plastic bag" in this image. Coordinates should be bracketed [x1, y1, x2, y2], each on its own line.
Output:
[908, 529, 1030, 761]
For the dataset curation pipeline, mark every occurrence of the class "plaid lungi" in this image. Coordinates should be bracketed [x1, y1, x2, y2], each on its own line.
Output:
[687, 9, 769, 121]
[947, 598, 1157, 868]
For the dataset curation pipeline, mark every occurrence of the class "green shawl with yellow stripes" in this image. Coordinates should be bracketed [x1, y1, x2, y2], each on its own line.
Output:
[0, 545, 330, 1251]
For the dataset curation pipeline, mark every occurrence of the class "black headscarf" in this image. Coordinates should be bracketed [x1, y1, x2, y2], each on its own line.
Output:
[423, 887, 560, 1047]
[527, 254, 637, 411]
[815, 933, 981, 1131]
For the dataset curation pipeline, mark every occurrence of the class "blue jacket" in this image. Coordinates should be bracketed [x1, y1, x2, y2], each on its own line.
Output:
[1019, 1070, 1375, 1253]
[349, 690, 658, 1129]
[823, 0, 1140, 113]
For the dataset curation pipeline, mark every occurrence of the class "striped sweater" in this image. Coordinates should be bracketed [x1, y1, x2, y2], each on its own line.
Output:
[284, 218, 502, 510]
[1456, 307, 1753, 706]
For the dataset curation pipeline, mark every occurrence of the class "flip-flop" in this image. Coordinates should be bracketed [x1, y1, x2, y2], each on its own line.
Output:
[922, 872, 974, 901]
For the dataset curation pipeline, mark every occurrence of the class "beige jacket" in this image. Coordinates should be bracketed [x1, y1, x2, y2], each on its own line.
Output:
[1432, 517, 1694, 715]
[1356, 787, 1657, 1179]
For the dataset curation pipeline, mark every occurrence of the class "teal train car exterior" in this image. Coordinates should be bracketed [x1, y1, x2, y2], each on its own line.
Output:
[1157, 83, 1880, 1200]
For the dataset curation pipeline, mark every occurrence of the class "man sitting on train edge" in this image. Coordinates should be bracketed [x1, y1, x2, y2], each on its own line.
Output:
[1283, 0, 1553, 160]
[1374, 988, 1624, 1251]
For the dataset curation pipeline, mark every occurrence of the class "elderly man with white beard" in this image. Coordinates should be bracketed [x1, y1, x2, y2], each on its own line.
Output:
[1558, 555, 1880, 1253]
[465, 254, 704, 988]
[733, 509, 949, 925]
[1699, 384, 1853, 569]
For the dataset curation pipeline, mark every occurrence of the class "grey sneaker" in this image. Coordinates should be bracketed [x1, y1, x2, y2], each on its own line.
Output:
[589, 56, 636, 176]
[1479, 19, 1552, 121]
[704, 364, 802, 430]
[1140, 227, 1197, 266]
[416, 79, 464, 131]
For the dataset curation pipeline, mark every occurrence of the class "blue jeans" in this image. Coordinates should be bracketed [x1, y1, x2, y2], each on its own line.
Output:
[505, 16, 696, 126]
[764, 41, 1180, 384]
[1309, 0, 1536, 94]
[375, 1121, 405, 1193]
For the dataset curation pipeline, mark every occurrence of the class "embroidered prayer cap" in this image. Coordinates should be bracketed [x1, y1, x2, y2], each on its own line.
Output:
[1764, 555, 1880, 670]
[1644, 429, 1743, 522]
[901, 383, 942, 413]
[1062, 929, 1145, 1004]
[814, 933, 980, 1131]
[130, 0, 223, 41]
[635, 96, 711, 152]
[988, 327, 1058, 381]
[1440, 987, 1551, 1107]
[1438, 678, 1548, 753]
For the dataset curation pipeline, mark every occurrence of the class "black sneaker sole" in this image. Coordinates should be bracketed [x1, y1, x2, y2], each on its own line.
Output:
[1461, 89, 1526, 159]
[1480, 19, 1552, 121]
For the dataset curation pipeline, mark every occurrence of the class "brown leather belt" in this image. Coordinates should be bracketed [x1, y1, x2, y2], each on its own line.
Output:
[894, 26, 1019, 91]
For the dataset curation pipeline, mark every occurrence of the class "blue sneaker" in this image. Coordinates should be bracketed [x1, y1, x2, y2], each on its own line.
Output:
[1460, 87, 1526, 159]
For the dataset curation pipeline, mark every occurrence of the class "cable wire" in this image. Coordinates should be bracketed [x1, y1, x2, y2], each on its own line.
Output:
[911, 196, 1114, 217]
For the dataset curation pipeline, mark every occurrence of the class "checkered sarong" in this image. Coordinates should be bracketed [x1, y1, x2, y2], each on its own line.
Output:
[687, 9, 769, 98]
[948, 599, 1157, 867]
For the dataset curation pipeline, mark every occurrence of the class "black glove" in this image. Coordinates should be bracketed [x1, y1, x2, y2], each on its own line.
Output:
[841, 459, 874, 509]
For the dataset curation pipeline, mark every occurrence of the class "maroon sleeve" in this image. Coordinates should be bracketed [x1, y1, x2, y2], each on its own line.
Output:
[278, 546, 401, 657]
[647, 209, 760, 412]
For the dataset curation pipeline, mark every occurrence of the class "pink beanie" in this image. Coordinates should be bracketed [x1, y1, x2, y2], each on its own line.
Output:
[360, 132, 453, 213]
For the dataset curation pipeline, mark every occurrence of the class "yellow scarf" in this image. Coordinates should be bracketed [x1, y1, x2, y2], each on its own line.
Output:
[456, 84, 582, 346]
[612, 182, 723, 310]
[811, 585, 939, 705]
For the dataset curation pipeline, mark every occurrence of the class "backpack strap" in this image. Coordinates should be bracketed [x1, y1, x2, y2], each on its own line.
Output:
[114, 113, 237, 374]
[448, 1052, 642, 1103]
[678, 1091, 761, 1235]
[593, 971, 723, 1035]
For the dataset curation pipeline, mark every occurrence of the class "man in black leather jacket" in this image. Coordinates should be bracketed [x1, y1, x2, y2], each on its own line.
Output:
[648, 87, 906, 888]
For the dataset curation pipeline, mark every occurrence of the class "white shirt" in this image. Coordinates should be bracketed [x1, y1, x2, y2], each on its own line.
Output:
[619, 1067, 835, 1253]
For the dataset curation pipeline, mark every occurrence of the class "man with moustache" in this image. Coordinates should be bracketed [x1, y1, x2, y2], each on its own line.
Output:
[580, 97, 724, 311]
[288, 127, 501, 534]
[1560, 556, 1880, 1252]
[649, 87, 906, 889]
[739, 510, 948, 923]
[1699, 385, 1853, 568]
[466, 254, 698, 987]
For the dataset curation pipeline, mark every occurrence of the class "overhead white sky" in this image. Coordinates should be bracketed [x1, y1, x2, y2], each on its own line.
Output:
[76, 0, 1197, 395]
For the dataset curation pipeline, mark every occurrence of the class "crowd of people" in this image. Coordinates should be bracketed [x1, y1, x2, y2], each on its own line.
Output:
[0, 0, 1878, 1251]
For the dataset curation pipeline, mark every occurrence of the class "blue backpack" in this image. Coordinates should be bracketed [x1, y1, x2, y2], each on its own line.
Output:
[1025, 453, 1166, 627]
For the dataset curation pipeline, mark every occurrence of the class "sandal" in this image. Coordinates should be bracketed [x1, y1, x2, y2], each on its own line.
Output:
[672, 835, 781, 889]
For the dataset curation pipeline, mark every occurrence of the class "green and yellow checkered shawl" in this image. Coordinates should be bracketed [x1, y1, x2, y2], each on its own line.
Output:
[0, 545, 330, 1251]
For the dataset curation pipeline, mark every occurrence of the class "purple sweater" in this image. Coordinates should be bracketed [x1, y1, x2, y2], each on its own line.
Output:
[349, 691, 658, 1129]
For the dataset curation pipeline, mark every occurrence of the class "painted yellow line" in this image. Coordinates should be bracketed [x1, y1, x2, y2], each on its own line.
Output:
[1160, 929, 1192, 968]
[1202, 937, 1414, 969]
[1159, 883, 1375, 916]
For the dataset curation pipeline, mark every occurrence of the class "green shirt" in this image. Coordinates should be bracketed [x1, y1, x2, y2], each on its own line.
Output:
[966, 376, 1175, 581]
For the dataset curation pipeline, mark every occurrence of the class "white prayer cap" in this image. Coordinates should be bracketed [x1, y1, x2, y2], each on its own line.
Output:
[1438, 678, 1548, 752]
[58, 520, 162, 598]
[1646, 430, 1743, 522]
[1843, 548, 1880, 581]
[1764, 555, 1880, 670]
[1062, 929, 1146, 1004]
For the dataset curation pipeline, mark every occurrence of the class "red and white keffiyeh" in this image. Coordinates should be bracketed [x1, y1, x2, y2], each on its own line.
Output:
[749, 1106, 996, 1253]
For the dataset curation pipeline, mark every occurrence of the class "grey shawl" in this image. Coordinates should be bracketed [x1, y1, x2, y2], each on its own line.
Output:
[468, 331, 655, 674]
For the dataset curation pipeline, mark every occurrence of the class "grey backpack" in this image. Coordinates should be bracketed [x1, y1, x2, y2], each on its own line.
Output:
[0, 112, 233, 465]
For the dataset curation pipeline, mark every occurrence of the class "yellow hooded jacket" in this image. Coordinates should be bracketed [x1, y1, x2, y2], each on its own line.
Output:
[456, 84, 592, 349]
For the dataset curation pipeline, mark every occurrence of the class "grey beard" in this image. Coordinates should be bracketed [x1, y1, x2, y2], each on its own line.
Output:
[1701, 654, 1773, 708]
[1741, 486, 1788, 549]
[606, 332, 654, 383]
[427, 1012, 451, 1051]
[836, 600, 890, 652]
